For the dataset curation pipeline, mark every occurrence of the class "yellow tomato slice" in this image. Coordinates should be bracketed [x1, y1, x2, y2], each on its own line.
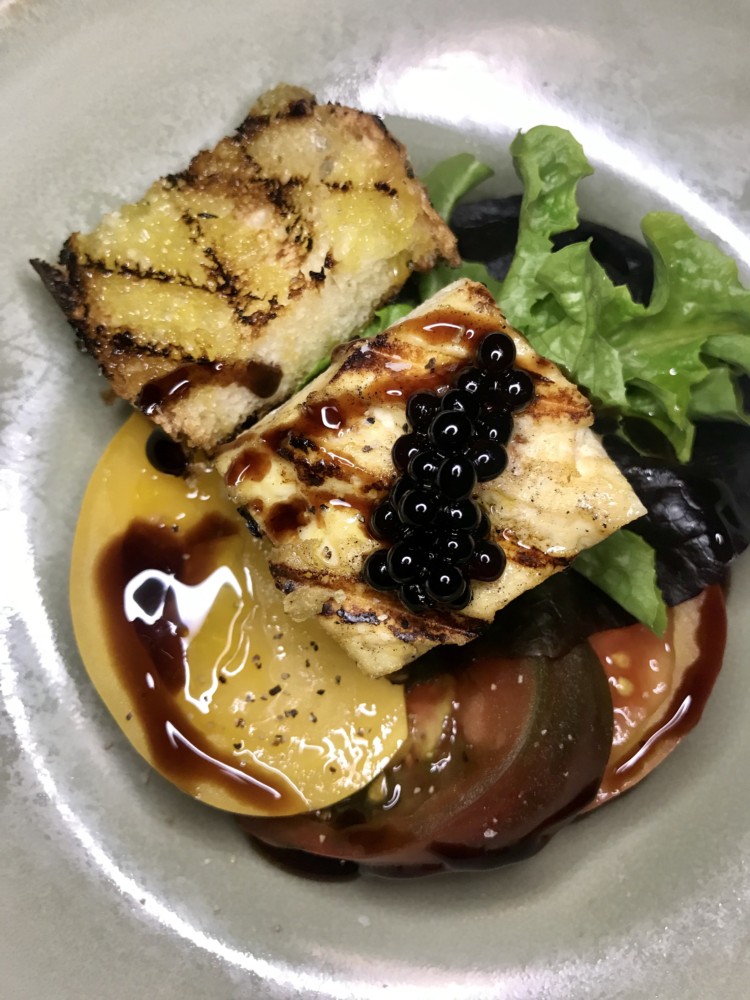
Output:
[70, 413, 406, 816]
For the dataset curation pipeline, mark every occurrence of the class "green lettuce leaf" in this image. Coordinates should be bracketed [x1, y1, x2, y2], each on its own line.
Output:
[419, 154, 500, 300]
[602, 213, 750, 459]
[531, 242, 627, 410]
[688, 366, 750, 423]
[499, 126, 593, 332]
[573, 530, 668, 635]
[422, 152, 493, 221]
[497, 134, 750, 462]
[419, 259, 503, 302]
[622, 382, 695, 458]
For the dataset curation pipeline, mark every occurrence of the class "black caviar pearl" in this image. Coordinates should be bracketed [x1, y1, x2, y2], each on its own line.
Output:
[406, 391, 441, 432]
[455, 367, 485, 396]
[476, 406, 513, 445]
[429, 410, 473, 454]
[476, 509, 491, 540]
[436, 455, 477, 499]
[407, 449, 443, 487]
[470, 540, 507, 582]
[146, 428, 188, 477]
[399, 581, 434, 613]
[390, 475, 416, 506]
[498, 369, 535, 411]
[405, 527, 438, 552]
[477, 331, 516, 374]
[399, 488, 439, 527]
[468, 440, 508, 482]
[425, 564, 466, 604]
[437, 498, 482, 533]
[387, 540, 424, 584]
[363, 550, 396, 591]
[440, 387, 480, 418]
[448, 582, 473, 610]
[392, 433, 425, 473]
[440, 531, 475, 564]
[480, 383, 510, 407]
[368, 500, 400, 541]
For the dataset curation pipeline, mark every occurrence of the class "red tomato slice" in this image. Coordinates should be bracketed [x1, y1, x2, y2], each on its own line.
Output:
[242, 639, 613, 875]
[587, 585, 726, 809]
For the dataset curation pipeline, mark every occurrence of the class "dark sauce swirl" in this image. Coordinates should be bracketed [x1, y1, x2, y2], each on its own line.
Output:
[96, 513, 305, 814]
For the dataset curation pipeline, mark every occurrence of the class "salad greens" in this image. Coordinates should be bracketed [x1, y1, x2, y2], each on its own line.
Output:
[425, 128, 750, 631]
[573, 530, 667, 635]
[425, 129, 750, 462]
[306, 126, 750, 633]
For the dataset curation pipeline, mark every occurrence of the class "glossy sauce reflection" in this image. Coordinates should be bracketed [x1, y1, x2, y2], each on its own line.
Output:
[97, 514, 304, 813]
[136, 358, 282, 415]
[221, 308, 501, 547]
[589, 585, 726, 806]
[76, 412, 408, 818]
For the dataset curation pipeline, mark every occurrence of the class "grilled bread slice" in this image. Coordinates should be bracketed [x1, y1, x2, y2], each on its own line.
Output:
[214, 279, 645, 677]
[32, 84, 457, 452]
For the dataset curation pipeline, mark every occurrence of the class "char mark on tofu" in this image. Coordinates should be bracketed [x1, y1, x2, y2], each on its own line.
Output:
[214, 278, 645, 677]
[31, 83, 458, 453]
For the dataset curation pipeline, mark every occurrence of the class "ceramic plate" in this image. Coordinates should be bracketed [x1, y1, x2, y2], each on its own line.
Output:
[1, 1, 749, 996]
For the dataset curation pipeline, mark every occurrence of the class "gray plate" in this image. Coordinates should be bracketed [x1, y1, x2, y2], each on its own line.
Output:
[1, 1, 748, 997]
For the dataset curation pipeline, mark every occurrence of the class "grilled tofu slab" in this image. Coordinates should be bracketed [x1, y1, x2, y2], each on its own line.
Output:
[215, 279, 646, 677]
[32, 84, 457, 452]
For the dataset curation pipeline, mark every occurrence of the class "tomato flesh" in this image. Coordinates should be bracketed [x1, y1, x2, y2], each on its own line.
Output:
[242, 638, 614, 875]
[588, 585, 726, 808]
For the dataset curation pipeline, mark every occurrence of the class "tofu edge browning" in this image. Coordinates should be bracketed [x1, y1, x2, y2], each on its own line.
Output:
[216, 279, 646, 677]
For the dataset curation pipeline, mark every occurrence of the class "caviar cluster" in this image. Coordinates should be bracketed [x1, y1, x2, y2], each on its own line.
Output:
[363, 331, 534, 613]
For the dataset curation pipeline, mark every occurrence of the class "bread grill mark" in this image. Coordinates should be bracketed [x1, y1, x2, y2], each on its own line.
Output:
[234, 92, 317, 142]
[30, 159, 314, 411]
[31, 83, 458, 455]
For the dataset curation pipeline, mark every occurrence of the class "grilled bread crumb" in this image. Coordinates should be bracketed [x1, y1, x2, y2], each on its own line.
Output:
[32, 84, 457, 452]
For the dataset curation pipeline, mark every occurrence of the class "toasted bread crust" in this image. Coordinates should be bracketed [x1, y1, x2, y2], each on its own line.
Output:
[32, 85, 457, 452]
